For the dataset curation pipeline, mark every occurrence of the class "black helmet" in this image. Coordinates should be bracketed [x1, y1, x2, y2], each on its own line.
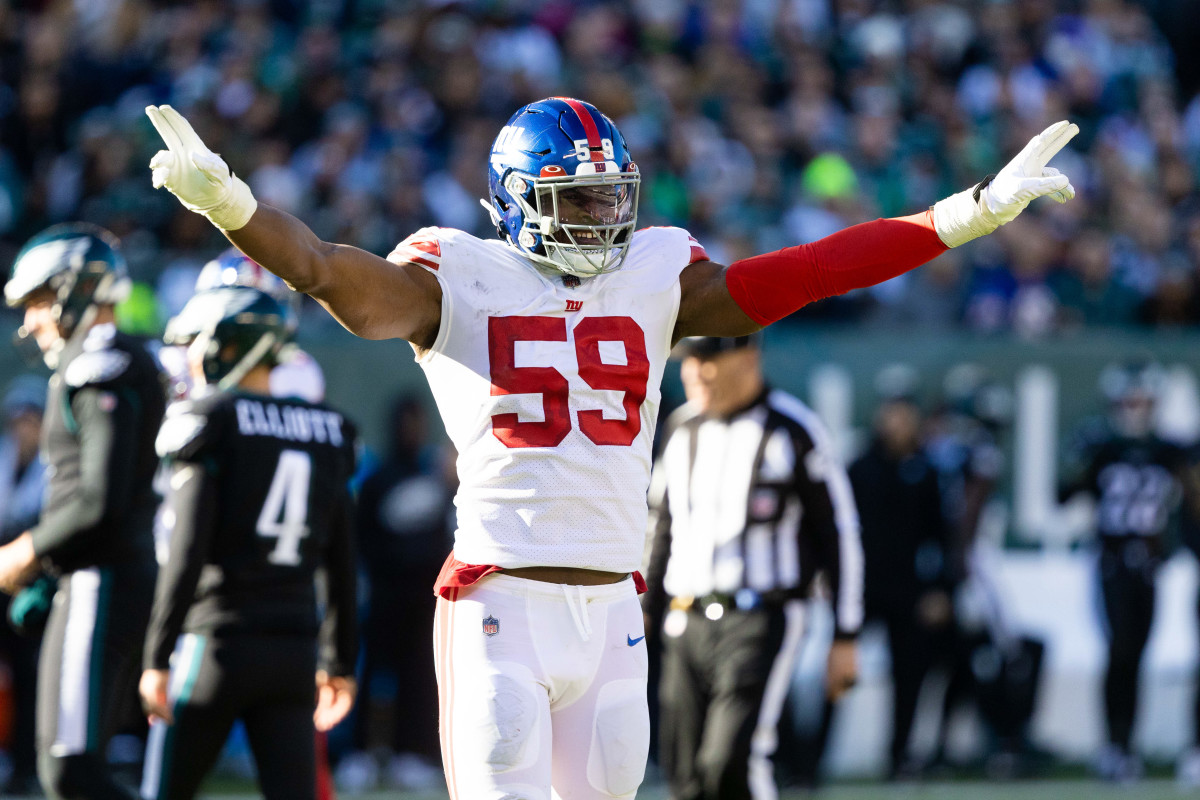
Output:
[5, 223, 131, 339]
[1099, 359, 1164, 438]
[166, 287, 294, 391]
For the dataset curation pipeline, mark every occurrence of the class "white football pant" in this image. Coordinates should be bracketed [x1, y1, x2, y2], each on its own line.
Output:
[435, 573, 649, 800]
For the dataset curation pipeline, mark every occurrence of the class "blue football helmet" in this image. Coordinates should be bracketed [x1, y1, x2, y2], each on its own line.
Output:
[484, 97, 640, 277]
[195, 247, 300, 321]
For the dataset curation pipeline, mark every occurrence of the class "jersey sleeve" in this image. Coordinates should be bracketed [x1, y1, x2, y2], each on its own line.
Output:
[31, 384, 147, 564]
[155, 395, 228, 464]
[386, 227, 444, 272]
[144, 460, 220, 670]
[782, 397, 864, 639]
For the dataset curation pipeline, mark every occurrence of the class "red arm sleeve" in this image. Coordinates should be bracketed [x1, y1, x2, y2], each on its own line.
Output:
[724, 210, 948, 326]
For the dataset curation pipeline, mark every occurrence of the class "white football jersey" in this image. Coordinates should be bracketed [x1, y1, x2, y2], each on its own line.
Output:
[391, 226, 706, 573]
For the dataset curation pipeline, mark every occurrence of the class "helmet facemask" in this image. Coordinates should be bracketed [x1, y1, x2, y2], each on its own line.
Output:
[504, 167, 640, 278]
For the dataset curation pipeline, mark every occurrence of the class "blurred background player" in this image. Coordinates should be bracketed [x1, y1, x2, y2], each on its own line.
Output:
[139, 287, 358, 800]
[849, 369, 954, 779]
[159, 247, 324, 403]
[339, 394, 453, 792]
[152, 245, 337, 796]
[0, 375, 48, 794]
[1062, 360, 1190, 783]
[924, 366, 1044, 776]
[643, 333, 863, 800]
[1, 223, 165, 800]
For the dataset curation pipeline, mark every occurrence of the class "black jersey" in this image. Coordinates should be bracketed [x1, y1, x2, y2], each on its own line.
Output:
[144, 390, 358, 676]
[1072, 431, 1187, 552]
[31, 324, 165, 573]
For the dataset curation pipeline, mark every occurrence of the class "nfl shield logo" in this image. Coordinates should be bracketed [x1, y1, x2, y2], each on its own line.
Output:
[482, 615, 500, 636]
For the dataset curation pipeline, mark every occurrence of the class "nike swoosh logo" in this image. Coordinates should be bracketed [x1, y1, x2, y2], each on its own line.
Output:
[627, 635, 645, 646]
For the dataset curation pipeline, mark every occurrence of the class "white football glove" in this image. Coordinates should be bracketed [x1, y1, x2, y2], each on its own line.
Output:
[145, 105, 257, 231]
[933, 120, 1079, 248]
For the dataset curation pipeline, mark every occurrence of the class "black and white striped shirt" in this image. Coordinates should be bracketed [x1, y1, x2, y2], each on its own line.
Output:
[643, 388, 864, 637]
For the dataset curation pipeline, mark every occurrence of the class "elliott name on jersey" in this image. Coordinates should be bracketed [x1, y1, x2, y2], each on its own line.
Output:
[391, 225, 706, 574]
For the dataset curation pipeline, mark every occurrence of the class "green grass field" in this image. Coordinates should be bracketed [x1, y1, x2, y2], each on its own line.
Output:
[192, 780, 1190, 799]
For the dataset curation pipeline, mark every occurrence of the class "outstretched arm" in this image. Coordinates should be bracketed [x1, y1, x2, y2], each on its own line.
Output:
[145, 105, 441, 346]
[675, 121, 1078, 340]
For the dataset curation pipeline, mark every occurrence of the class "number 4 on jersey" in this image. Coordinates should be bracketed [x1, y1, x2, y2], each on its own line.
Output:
[257, 449, 312, 565]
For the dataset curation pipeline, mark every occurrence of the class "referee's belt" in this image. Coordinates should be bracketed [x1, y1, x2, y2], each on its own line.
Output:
[670, 588, 793, 616]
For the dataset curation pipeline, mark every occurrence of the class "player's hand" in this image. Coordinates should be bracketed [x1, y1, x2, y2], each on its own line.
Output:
[314, 671, 356, 732]
[145, 105, 257, 231]
[0, 533, 40, 595]
[140, 669, 174, 725]
[982, 120, 1079, 223]
[933, 120, 1078, 248]
[826, 639, 858, 701]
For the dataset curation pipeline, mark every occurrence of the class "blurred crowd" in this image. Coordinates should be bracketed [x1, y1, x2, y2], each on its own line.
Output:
[1, 0, 1200, 336]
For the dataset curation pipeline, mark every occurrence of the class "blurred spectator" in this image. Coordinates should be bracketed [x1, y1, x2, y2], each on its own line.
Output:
[0, 1, 1195, 337]
[0, 376, 46, 544]
[340, 395, 453, 792]
[0, 375, 47, 795]
[849, 367, 954, 779]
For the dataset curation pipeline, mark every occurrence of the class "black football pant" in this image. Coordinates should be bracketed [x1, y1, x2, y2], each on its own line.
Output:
[37, 561, 154, 800]
[0, 592, 40, 786]
[1098, 548, 1157, 751]
[658, 601, 806, 800]
[140, 633, 316, 800]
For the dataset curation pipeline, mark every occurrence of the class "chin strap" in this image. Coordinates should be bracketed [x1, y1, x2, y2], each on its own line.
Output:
[216, 332, 278, 392]
[479, 198, 506, 238]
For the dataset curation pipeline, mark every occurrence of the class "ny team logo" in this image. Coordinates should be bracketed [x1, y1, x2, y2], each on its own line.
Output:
[482, 615, 500, 636]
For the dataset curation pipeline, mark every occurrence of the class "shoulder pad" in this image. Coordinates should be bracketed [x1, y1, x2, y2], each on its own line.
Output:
[387, 227, 443, 271]
[156, 398, 222, 460]
[64, 349, 131, 388]
[634, 226, 709, 263]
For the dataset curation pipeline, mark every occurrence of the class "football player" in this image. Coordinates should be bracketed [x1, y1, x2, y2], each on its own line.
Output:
[1064, 361, 1189, 782]
[1, 223, 165, 800]
[139, 287, 358, 800]
[155, 247, 339, 798]
[144, 98, 1077, 799]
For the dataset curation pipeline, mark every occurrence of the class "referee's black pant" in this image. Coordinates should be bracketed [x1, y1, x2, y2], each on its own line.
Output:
[140, 633, 317, 800]
[658, 599, 806, 800]
[37, 559, 155, 800]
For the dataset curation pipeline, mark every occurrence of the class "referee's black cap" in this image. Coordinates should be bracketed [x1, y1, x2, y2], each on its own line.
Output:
[674, 331, 764, 358]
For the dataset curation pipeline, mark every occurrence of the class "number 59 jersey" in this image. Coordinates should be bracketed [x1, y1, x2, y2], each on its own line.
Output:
[394, 226, 707, 574]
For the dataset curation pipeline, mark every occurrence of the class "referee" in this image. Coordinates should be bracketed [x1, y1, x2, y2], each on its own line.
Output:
[643, 334, 863, 800]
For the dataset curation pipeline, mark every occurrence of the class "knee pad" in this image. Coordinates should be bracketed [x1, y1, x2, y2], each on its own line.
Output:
[456, 668, 542, 774]
[587, 678, 649, 797]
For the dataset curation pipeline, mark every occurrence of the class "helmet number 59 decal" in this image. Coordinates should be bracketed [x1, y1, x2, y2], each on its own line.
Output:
[574, 138, 615, 162]
[488, 315, 649, 448]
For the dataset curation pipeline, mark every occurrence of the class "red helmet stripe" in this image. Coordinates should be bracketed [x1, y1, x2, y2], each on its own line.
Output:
[558, 97, 605, 162]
